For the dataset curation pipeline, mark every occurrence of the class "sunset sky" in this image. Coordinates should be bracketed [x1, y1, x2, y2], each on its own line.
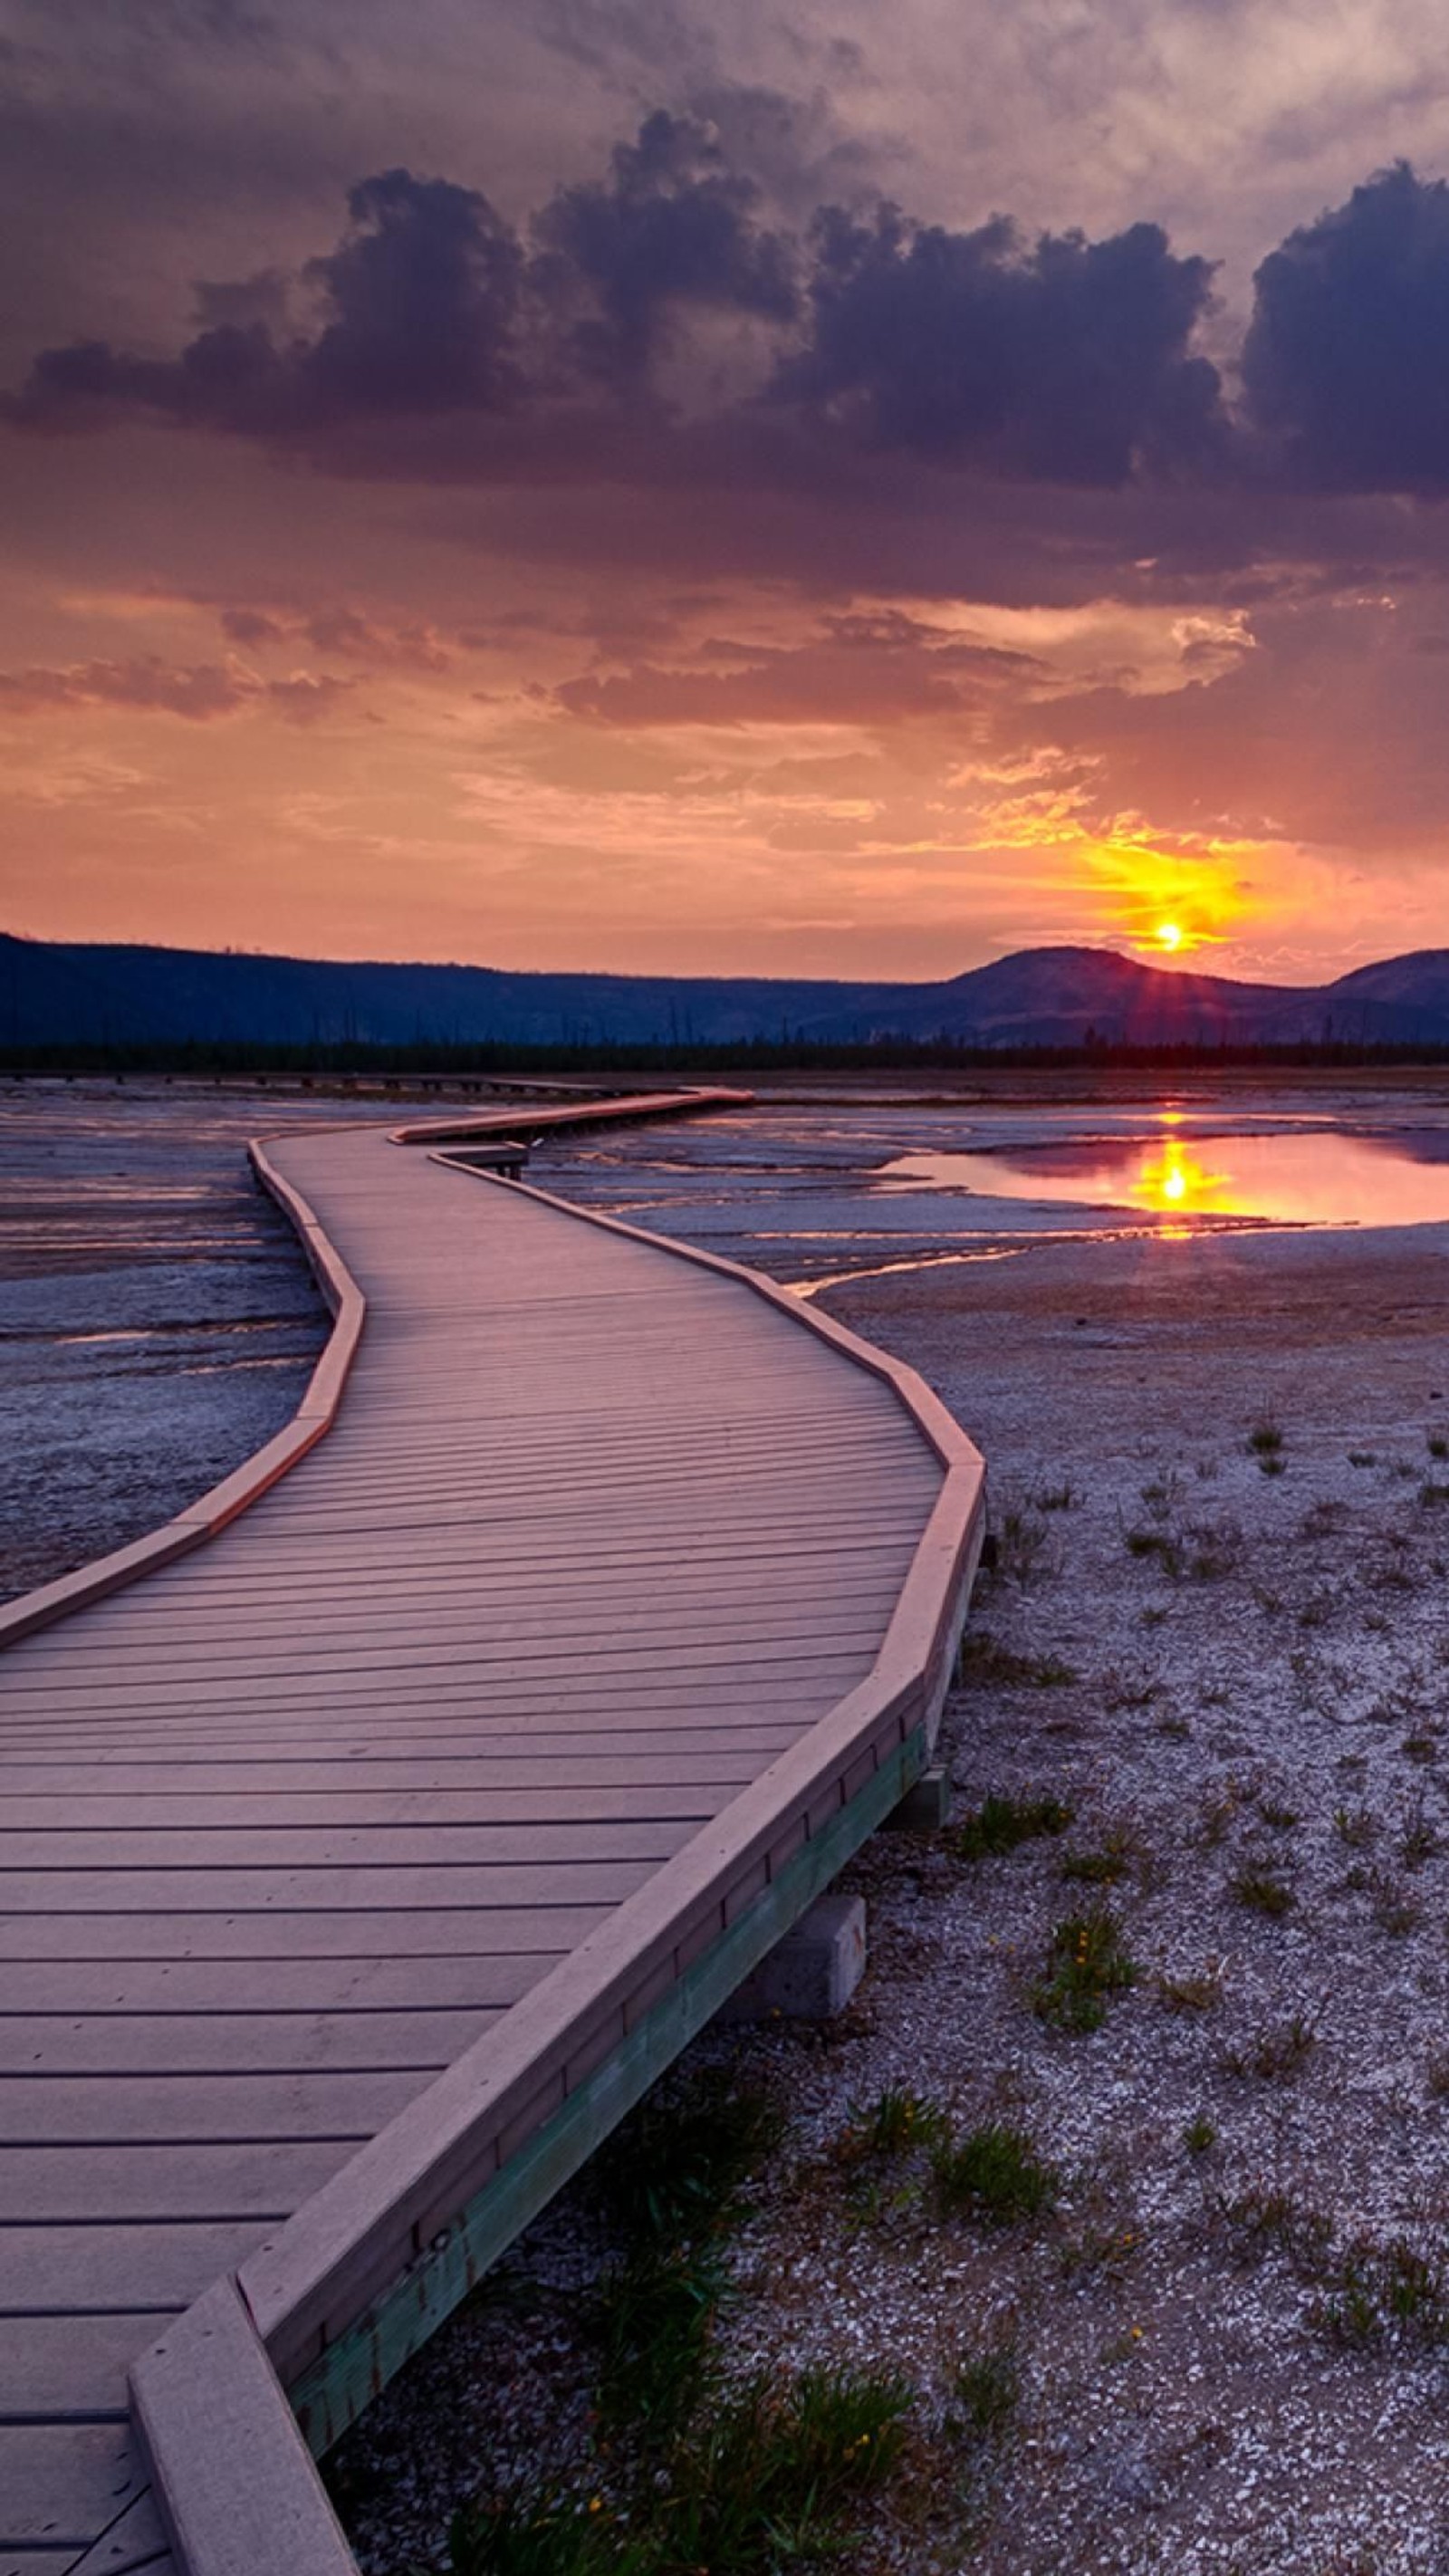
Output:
[5, 0, 1449, 983]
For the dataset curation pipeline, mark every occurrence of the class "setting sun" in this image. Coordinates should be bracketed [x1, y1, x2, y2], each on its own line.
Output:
[1156, 920, 1185, 952]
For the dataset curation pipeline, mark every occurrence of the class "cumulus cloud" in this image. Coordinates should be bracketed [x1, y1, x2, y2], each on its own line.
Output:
[6, 110, 1230, 494]
[778, 204, 1225, 485]
[15, 107, 1449, 512]
[1242, 162, 1449, 493]
[12, 168, 525, 438]
[533, 108, 797, 381]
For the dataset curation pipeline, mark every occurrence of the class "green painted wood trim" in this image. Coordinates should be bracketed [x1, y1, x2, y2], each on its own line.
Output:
[290, 1726, 926, 2456]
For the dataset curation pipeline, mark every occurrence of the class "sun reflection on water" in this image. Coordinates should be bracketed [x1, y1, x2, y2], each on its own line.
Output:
[1132, 1137, 1229, 1223]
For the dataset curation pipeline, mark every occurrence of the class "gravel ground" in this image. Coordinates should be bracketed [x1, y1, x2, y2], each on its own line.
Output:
[12, 1076, 1449, 2571]
[336, 1204, 1449, 2576]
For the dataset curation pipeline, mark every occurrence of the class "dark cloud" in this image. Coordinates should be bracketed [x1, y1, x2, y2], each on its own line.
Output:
[11, 167, 525, 437]
[1242, 163, 1449, 494]
[25, 115, 1449, 517]
[533, 109, 796, 381]
[0, 652, 354, 723]
[778, 203, 1225, 485]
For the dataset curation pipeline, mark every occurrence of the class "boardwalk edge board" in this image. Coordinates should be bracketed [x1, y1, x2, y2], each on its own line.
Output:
[5, 1090, 985, 2576]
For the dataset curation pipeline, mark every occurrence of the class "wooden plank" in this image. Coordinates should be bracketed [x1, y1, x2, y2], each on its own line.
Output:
[0, 1912, 604, 1964]
[0, 2142, 354, 2225]
[23, 1594, 901, 1666]
[0, 1819, 697, 1867]
[0, 1788, 732, 1832]
[0, 2070, 431, 2143]
[0, 2222, 272, 2312]
[0, 2008, 505, 2076]
[0, 1954, 559, 2014]
[0, 1748, 792, 1791]
[0, 2423, 144, 2546]
[0, 1860, 649, 1913]
[0, 2316, 172, 2421]
[4, 1620, 892, 1692]
[67, 2488, 175, 2575]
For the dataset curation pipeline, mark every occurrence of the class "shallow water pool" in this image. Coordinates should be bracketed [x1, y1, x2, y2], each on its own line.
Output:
[877, 1124, 1449, 1229]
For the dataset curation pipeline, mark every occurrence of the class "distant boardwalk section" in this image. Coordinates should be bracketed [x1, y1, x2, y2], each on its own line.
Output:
[0, 1095, 984, 2576]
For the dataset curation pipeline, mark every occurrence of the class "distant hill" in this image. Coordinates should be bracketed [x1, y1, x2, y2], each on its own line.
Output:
[6, 932, 1449, 1053]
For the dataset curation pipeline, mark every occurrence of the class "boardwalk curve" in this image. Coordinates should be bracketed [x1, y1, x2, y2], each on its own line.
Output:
[0, 1094, 984, 2575]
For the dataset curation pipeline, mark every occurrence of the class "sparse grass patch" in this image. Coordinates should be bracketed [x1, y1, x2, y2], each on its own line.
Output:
[1124, 1527, 1181, 1575]
[1348, 1450, 1377, 1468]
[990, 1505, 1059, 1588]
[1368, 1870, 1422, 1937]
[1224, 2014, 1317, 2081]
[448, 2487, 648, 2576]
[450, 2367, 912, 2576]
[594, 2074, 782, 2250]
[1157, 1712, 1192, 1739]
[1223, 2184, 1334, 2271]
[591, 2240, 730, 2441]
[1229, 1860, 1295, 1918]
[948, 2344, 1020, 2439]
[1249, 1417, 1283, 1458]
[954, 1791, 1072, 1863]
[830, 2086, 948, 2208]
[1258, 1796, 1300, 1831]
[1334, 1803, 1376, 1849]
[1426, 2052, 1449, 2100]
[1032, 1907, 1137, 2033]
[1158, 1960, 1224, 2014]
[1033, 1480, 1080, 1512]
[932, 2121, 1059, 2225]
[1183, 2112, 1217, 2154]
[1310, 2238, 1449, 2354]
[1398, 1796, 1439, 1869]
[1417, 1479, 1449, 1509]
[657, 2365, 910, 2573]
[955, 1632, 1080, 1690]
[1196, 1787, 1240, 1850]
[1101, 1666, 1164, 1712]
[1060, 1825, 1139, 1887]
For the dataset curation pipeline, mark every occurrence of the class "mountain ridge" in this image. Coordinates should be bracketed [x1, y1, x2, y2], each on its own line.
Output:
[6, 931, 1449, 1052]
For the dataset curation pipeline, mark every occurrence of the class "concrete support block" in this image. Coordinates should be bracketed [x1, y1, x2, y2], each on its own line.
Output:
[884, 1764, 949, 1834]
[720, 1893, 867, 2023]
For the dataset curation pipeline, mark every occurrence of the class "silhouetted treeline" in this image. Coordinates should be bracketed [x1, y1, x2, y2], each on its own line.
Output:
[8, 1035, 1449, 1078]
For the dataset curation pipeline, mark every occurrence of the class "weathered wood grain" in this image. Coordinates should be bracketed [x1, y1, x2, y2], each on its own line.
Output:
[0, 1102, 982, 2573]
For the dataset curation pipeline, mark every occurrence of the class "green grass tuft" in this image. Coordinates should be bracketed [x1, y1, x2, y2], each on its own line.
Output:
[954, 1791, 1073, 1862]
[931, 2121, 1059, 2225]
[1032, 1907, 1137, 2033]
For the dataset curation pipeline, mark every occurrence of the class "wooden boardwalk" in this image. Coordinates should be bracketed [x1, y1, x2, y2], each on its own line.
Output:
[0, 1104, 984, 2575]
